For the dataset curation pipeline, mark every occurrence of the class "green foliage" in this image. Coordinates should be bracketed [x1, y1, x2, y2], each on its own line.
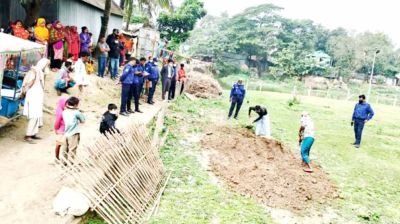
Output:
[157, 0, 206, 50]
[269, 42, 315, 78]
[185, 4, 400, 79]
[130, 15, 149, 24]
[123, 0, 172, 29]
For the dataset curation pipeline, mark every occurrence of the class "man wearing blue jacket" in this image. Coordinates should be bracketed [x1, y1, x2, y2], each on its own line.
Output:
[147, 58, 160, 105]
[228, 79, 246, 119]
[119, 57, 136, 116]
[138, 57, 147, 98]
[132, 59, 143, 113]
[351, 94, 375, 148]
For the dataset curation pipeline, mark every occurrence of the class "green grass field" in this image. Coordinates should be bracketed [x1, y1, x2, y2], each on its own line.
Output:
[83, 90, 400, 224]
[243, 91, 400, 223]
[219, 75, 400, 107]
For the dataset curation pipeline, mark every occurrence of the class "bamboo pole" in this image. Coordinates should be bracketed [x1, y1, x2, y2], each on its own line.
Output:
[57, 123, 167, 224]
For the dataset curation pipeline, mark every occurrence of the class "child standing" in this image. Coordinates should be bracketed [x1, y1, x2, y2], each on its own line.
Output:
[99, 104, 120, 136]
[62, 97, 85, 163]
[54, 96, 68, 160]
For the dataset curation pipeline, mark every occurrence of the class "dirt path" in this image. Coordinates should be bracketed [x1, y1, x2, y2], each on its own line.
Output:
[0, 73, 164, 224]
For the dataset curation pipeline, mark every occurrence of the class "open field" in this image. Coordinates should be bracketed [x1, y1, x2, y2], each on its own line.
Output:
[244, 91, 400, 223]
[84, 89, 400, 223]
[219, 75, 400, 107]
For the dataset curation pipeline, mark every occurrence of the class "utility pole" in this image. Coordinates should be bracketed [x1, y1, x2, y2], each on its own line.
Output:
[367, 50, 380, 101]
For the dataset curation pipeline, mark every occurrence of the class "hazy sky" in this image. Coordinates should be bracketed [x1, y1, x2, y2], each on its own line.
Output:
[172, 0, 400, 45]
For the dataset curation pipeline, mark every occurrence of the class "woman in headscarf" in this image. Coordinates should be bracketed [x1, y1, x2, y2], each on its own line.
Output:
[49, 20, 65, 71]
[11, 20, 29, 39]
[62, 26, 70, 61]
[34, 18, 49, 44]
[22, 58, 50, 143]
[66, 26, 80, 61]
[79, 26, 91, 54]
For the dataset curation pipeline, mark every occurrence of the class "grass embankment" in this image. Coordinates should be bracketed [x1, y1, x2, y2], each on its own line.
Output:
[148, 97, 272, 223]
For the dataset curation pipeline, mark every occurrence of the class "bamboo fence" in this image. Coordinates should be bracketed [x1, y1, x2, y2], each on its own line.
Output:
[59, 121, 167, 224]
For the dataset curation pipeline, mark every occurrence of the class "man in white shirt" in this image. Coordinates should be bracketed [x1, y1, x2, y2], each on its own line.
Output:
[299, 111, 315, 173]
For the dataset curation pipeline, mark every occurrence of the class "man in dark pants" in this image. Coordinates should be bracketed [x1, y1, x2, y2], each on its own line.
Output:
[138, 57, 147, 98]
[161, 59, 174, 100]
[228, 79, 246, 119]
[132, 59, 143, 113]
[351, 94, 374, 148]
[168, 62, 177, 100]
[146, 58, 159, 104]
[106, 29, 122, 80]
[119, 57, 136, 116]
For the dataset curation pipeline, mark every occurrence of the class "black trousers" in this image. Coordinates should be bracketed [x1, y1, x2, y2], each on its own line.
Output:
[132, 83, 140, 111]
[148, 79, 158, 103]
[354, 119, 365, 145]
[162, 78, 172, 100]
[169, 80, 177, 99]
[228, 98, 244, 118]
[120, 84, 133, 113]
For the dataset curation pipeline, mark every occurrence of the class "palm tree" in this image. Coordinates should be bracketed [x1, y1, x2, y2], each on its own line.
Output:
[124, 0, 172, 30]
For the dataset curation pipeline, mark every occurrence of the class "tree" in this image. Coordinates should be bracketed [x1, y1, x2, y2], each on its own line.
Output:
[20, 0, 45, 25]
[270, 42, 314, 79]
[98, 0, 112, 42]
[124, 0, 172, 30]
[184, 3, 400, 79]
[157, 0, 207, 50]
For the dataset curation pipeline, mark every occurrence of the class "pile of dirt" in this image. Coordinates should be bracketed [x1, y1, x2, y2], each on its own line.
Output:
[185, 72, 223, 99]
[201, 126, 337, 211]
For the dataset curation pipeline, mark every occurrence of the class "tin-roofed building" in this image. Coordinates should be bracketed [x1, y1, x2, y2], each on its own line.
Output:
[0, 0, 123, 42]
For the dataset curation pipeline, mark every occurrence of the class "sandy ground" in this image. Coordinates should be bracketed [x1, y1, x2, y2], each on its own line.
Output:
[201, 126, 338, 211]
[0, 71, 164, 224]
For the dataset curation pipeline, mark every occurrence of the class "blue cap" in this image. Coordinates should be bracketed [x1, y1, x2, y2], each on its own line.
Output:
[153, 58, 158, 62]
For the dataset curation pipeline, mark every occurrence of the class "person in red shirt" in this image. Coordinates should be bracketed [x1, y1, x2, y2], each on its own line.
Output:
[12, 20, 29, 39]
[177, 63, 187, 95]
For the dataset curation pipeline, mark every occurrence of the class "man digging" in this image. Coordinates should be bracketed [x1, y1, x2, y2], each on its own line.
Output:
[299, 112, 315, 173]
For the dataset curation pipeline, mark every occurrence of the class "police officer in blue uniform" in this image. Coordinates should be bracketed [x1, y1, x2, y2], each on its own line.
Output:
[147, 58, 160, 105]
[228, 79, 246, 119]
[119, 57, 136, 116]
[132, 59, 143, 113]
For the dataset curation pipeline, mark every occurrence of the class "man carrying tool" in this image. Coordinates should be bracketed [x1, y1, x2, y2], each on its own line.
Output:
[299, 111, 315, 173]
[248, 105, 271, 138]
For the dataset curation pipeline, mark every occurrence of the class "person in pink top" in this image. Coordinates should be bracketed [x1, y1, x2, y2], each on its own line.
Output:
[54, 96, 68, 160]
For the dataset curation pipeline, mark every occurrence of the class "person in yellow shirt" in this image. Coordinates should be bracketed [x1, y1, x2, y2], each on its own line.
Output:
[34, 18, 49, 44]
[85, 59, 94, 75]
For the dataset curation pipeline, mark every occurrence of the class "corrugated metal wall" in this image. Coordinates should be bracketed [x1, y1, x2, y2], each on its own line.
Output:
[0, 0, 11, 28]
[8, 0, 57, 25]
[58, 0, 123, 43]
[1, 0, 122, 43]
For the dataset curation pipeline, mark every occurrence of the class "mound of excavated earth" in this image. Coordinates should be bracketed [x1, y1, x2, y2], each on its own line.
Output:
[185, 72, 223, 99]
[201, 126, 337, 211]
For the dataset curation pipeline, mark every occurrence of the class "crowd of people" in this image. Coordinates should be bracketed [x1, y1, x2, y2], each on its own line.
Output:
[2, 19, 135, 75]
[228, 79, 375, 173]
[2, 18, 187, 164]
